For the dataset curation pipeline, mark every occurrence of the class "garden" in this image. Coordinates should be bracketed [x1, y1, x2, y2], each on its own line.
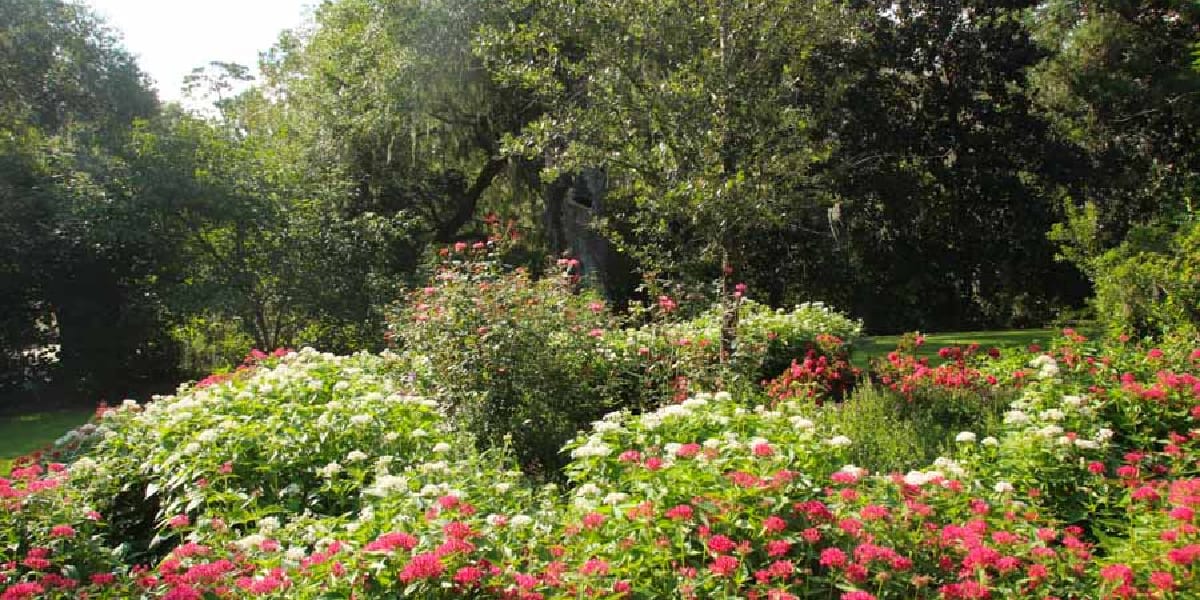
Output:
[2, 242, 1199, 599]
[4, 1, 1200, 598]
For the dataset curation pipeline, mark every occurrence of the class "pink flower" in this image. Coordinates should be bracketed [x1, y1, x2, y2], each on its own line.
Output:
[1147, 348, 1164, 360]
[49, 524, 75, 538]
[1099, 563, 1133, 584]
[819, 547, 847, 568]
[763, 515, 787, 534]
[752, 442, 775, 457]
[665, 504, 694, 521]
[707, 535, 737, 554]
[580, 558, 610, 576]
[582, 512, 605, 530]
[168, 514, 190, 528]
[399, 553, 444, 583]
[841, 592, 875, 600]
[453, 566, 483, 585]
[709, 555, 738, 577]
[1149, 571, 1175, 591]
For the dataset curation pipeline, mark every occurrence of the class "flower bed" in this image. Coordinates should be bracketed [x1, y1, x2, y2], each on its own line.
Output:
[2, 327, 1199, 598]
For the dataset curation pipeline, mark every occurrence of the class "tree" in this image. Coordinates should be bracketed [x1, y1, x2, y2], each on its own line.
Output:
[259, 0, 544, 246]
[484, 0, 843, 283]
[800, 0, 1090, 332]
[1032, 1, 1200, 246]
[0, 0, 163, 395]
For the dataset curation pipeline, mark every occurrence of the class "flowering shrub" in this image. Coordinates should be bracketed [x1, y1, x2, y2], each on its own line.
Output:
[4, 316, 1200, 597]
[387, 240, 627, 473]
[764, 334, 861, 404]
[388, 239, 863, 473]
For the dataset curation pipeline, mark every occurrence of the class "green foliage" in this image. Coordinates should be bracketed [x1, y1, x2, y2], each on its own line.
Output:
[814, 383, 1008, 474]
[1088, 218, 1200, 338]
[388, 242, 626, 475]
[482, 0, 838, 279]
[389, 241, 862, 474]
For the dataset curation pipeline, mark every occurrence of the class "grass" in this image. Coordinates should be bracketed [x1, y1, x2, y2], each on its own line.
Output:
[0, 408, 93, 474]
[853, 328, 1067, 367]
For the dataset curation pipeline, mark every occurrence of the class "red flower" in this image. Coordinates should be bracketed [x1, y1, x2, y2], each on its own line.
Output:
[707, 535, 737, 554]
[819, 547, 847, 568]
[709, 555, 738, 577]
[399, 553, 444, 583]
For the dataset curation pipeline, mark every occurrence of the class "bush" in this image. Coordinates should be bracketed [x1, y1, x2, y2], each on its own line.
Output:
[388, 241, 626, 475]
[1083, 217, 1200, 339]
[4, 329, 1200, 598]
[807, 383, 1007, 474]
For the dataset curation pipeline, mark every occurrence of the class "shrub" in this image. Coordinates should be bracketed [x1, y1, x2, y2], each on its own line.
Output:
[1086, 218, 1200, 338]
[388, 241, 625, 475]
[4, 332, 1200, 599]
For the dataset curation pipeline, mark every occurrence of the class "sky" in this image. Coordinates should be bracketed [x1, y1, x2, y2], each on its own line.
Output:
[86, 0, 316, 104]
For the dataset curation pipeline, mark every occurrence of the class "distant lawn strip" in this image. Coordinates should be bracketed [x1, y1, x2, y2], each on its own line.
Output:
[853, 328, 1065, 368]
[0, 409, 93, 474]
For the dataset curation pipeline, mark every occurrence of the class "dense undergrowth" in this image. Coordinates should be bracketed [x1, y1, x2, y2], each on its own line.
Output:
[3, 245, 1200, 599]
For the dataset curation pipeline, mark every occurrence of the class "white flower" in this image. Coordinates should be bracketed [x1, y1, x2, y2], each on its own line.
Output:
[1096, 428, 1114, 442]
[603, 492, 628, 505]
[411, 429, 428, 438]
[570, 438, 613, 458]
[346, 450, 368, 462]
[591, 420, 621, 433]
[318, 462, 342, 477]
[714, 391, 732, 402]
[1003, 410, 1030, 425]
[493, 482, 512, 494]
[955, 431, 977, 443]
[790, 416, 815, 430]
[1074, 439, 1099, 450]
[994, 481, 1014, 494]
[1037, 425, 1064, 438]
[349, 414, 371, 426]
[333, 381, 351, 391]
[285, 546, 307, 562]
[576, 483, 602, 497]
[903, 471, 933, 486]
[258, 516, 280, 534]
[183, 442, 201, 455]
[826, 435, 852, 447]
[840, 464, 867, 478]
[1039, 409, 1065, 422]
[366, 474, 407, 496]
[981, 436, 999, 447]
[1062, 395, 1083, 408]
[486, 514, 507, 527]
[432, 442, 451, 454]
[385, 432, 400, 442]
[419, 461, 448, 473]
[509, 515, 533, 528]
[237, 534, 266, 550]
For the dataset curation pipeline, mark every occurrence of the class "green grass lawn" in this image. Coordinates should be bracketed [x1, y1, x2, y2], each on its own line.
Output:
[0, 409, 93, 474]
[853, 328, 1066, 367]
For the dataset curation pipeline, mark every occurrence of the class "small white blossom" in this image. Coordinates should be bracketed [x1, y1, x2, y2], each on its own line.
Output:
[955, 431, 977, 443]
[346, 450, 368, 462]
[509, 515, 533, 528]
[826, 435, 852, 448]
[994, 481, 1015, 494]
[317, 462, 342, 477]
[981, 436, 999, 447]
